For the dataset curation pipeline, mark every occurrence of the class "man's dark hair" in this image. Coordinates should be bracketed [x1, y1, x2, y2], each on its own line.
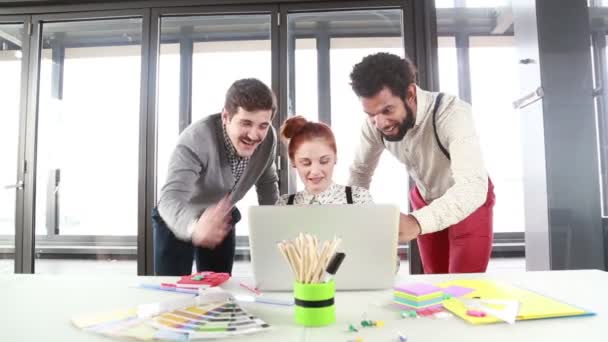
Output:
[349, 52, 418, 101]
[224, 78, 277, 118]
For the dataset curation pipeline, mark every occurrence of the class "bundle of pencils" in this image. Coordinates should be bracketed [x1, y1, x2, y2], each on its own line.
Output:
[277, 233, 342, 284]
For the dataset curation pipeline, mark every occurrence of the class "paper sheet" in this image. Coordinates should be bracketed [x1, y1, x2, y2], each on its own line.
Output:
[439, 279, 591, 324]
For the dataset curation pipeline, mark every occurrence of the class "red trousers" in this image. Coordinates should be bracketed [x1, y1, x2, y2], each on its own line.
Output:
[410, 180, 495, 274]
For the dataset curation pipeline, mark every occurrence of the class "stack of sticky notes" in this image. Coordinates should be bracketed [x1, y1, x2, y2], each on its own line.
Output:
[176, 272, 230, 288]
[394, 283, 445, 310]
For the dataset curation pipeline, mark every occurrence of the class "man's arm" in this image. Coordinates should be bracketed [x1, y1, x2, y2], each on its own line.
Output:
[410, 101, 488, 235]
[348, 118, 385, 189]
[158, 141, 206, 241]
[255, 133, 279, 205]
[256, 157, 279, 205]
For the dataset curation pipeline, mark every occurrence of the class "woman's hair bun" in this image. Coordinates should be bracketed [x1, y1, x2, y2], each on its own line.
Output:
[280, 115, 308, 142]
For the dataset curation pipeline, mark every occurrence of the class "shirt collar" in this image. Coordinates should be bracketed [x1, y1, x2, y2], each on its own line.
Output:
[301, 182, 340, 203]
[222, 125, 246, 161]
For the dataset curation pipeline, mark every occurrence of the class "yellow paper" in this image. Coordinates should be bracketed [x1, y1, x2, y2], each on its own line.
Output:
[71, 308, 138, 328]
[439, 279, 589, 324]
[394, 290, 444, 302]
[121, 323, 158, 340]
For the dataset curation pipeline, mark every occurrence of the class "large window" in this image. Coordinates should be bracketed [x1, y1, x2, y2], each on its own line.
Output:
[0, 2, 438, 275]
[286, 9, 410, 211]
[157, 14, 272, 237]
[329, 37, 409, 210]
[0, 23, 24, 272]
[590, 1, 608, 216]
[34, 18, 142, 273]
[436, 1, 523, 233]
[469, 36, 524, 233]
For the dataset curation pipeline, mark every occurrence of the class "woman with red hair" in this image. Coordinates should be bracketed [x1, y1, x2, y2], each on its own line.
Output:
[277, 116, 373, 205]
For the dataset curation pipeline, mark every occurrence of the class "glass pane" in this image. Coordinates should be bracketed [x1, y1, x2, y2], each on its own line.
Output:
[437, 2, 520, 234]
[0, 23, 24, 273]
[192, 40, 271, 117]
[294, 38, 318, 122]
[470, 36, 524, 233]
[437, 36, 459, 96]
[435, 0, 455, 8]
[292, 38, 318, 190]
[437, 1, 513, 36]
[35, 18, 142, 273]
[331, 37, 408, 211]
[602, 35, 608, 216]
[465, 0, 509, 7]
[590, 6, 608, 216]
[287, 9, 410, 211]
[157, 43, 180, 202]
[158, 14, 272, 237]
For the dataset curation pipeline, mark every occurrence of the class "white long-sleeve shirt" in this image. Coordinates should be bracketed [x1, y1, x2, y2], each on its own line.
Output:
[348, 87, 488, 234]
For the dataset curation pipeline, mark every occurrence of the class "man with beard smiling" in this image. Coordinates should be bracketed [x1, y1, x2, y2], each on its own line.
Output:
[348, 53, 495, 274]
[153, 78, 279, 276]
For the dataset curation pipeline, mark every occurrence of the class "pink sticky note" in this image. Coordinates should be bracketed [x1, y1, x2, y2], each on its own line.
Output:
[466, 309, 486, 317]
[416, 306, 444, 316]
[395, 283, 442, 296]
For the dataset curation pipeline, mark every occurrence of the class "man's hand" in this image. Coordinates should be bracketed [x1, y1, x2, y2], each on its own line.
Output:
[398, 213, 421, 243]
[191, 196, 234, 248]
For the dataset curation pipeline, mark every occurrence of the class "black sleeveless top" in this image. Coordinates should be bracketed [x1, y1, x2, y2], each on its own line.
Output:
[286, 186, 354, 205]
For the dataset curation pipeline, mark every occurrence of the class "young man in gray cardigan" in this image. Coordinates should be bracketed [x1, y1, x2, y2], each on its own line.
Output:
[153, 78, 279, 275]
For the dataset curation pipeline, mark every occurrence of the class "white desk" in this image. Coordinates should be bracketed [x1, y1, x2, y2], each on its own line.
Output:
[0, 270, 605, 341]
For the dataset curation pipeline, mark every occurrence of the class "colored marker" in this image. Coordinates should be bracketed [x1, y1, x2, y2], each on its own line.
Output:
[239, 282, 261, 296]
[160, 283, 204, 290]
[139, 283, 198, 295]
[323, 252, 346, 283]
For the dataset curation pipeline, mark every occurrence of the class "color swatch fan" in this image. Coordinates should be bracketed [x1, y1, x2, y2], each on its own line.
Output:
[72, 293, 271, 340]
[152, 301, 271, 339]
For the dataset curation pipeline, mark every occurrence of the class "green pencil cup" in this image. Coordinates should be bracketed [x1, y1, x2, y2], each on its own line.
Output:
[294, 280, 336, 327]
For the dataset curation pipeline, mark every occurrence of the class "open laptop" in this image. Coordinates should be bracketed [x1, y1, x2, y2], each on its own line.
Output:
[248, 204, 399, 291]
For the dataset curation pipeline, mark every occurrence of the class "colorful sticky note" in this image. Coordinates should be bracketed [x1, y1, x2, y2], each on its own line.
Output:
[395, 283, 442, 296]
[441, 285, 475, 298]
[466, 309, 486, 317]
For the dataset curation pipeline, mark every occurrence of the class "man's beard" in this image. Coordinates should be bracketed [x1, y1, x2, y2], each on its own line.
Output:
[380, 104, 415, 142]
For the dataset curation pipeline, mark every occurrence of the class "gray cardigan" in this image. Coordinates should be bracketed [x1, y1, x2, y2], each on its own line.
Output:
[158, 113, 279, 240]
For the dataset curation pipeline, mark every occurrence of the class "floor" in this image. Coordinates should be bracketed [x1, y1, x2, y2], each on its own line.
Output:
[0, 257, 526, 276]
